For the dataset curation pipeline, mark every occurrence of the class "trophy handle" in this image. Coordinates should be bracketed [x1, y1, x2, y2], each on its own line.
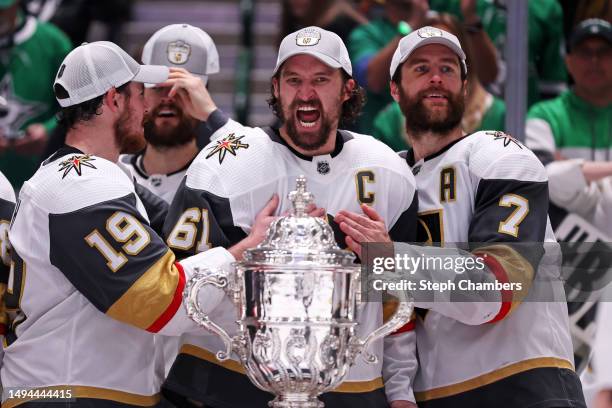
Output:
[183, 268, 234, 361]
[351, 292, 414, 364]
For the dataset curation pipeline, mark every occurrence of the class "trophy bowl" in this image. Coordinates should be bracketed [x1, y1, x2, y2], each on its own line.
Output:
[184, 176, 412, 408]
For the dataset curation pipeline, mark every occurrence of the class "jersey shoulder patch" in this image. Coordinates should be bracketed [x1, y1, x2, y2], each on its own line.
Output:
[187, 129, 281, 196]
[25, 154, 136, 215]
[467, 131, 547, 182]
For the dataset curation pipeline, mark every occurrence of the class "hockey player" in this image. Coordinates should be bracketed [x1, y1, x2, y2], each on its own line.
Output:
[1, 41, 276, 407]
[160, 27, 419, 408]
[336, 27, 586, 408]
[0, 170, 15, 372]
[118, 23, 220, 205]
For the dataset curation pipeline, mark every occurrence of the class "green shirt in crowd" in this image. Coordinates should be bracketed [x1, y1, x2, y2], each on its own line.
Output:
[0, 16, 72, 188]
[348, 18, 397, 135]
[429, 0, 567, 106]
[526, 90, 612, 162]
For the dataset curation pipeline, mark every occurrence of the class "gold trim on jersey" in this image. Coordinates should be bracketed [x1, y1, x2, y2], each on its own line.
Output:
[179, 344, 385, 394]
[475, 244, 534, 311]
[106, 249, 179, 329]
[2, 385, 161, 407]
[414, 357, 574, 402]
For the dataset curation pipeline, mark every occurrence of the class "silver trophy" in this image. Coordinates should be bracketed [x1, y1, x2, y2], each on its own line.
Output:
[184, 176, 413, 408]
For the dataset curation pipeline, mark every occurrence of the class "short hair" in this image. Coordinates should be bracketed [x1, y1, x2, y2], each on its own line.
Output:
[267, 71, 366, 127]
[55, 82, 131, 129]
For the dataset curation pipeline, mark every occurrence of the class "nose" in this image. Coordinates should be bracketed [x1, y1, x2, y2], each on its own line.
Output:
[296, 83, 316, 101]
[429, 71, 443, 85]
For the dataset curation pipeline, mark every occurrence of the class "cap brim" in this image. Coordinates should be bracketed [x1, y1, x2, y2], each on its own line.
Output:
[133, 64, 170, 85]
[144, 73, 207, 88]
[273, 51, 344, 75]
[409, 37, 466, 62]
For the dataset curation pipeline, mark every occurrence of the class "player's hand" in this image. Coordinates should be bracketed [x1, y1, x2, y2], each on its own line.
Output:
[335, 204, 391, 257]
[229, 194, 280, 260]
[595, 389, 612, 408]
[390, 401, 418, 408]
[159, 67, 217, 121]
[12, 124, 47, 155]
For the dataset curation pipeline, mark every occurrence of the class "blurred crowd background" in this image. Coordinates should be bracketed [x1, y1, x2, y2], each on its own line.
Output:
[0, 0, 609, 190]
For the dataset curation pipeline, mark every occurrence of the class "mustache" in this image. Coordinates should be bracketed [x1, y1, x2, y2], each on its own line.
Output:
[289, 98, 323, 110]
[417, 87, 452, 98]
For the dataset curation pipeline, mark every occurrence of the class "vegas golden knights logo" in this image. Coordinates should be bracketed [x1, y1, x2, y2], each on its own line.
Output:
[440, 167, 456, 202]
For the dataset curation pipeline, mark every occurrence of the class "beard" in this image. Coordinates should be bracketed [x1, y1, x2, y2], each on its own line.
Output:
[114, 105, 146, 154]
[143, 104, 198, 148]
[398, 85, 465, 137]
[279, 94, 341, 152]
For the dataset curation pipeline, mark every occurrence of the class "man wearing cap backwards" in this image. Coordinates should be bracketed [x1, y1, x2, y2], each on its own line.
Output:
[526, 18, 612, 234]
[335, 26, 586, 407]
[161, 26, 419, 408]
[1, 41, 275, 407]
[118, 23, 220, 205]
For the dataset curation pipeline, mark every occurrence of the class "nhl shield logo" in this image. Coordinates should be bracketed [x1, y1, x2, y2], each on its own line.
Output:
[417, 27, 444, 38]
[151, 177, 162, 187]
[296, 28, 321, 46]
[317, 160, 330, 175]
[167, 41, 191, 65]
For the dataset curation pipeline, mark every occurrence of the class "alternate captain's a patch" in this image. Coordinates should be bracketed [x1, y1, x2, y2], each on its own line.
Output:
[205, 133, 249, 164]
[58, 154, 97, 179]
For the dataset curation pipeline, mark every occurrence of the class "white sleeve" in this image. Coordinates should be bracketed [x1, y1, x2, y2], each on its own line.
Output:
[383, 330, 417, 403]
[546, 159, 602, 217]
[392, 243, 502, 325]
[158, 247, 235, 336]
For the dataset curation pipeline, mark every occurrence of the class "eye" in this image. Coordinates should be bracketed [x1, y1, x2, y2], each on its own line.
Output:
[441, 65, 456, 74]
[286, 77, 300, 85]
[415, 65, 428, 73]
[314, 76, 329, 84]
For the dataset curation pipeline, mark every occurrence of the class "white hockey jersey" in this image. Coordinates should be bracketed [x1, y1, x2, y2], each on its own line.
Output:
[162, 114, 419, 406]
[118, 152, 189, 205]
[0, 171, 15, 371]
[2, 146, 236, 407]
[400, 131, 584, 408]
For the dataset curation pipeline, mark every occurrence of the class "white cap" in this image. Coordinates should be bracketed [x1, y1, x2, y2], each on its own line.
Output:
[390, 26, 467, 79]
[273, 26, 352, 76]
[142, 23, 219, 86]
[54, 41, 169, 107]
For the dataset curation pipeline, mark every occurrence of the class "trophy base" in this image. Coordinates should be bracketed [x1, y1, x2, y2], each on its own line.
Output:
[269, 394, 324, 408]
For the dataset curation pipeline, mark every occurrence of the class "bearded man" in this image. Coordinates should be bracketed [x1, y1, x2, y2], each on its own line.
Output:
[160, 26, 419, 408]
[119, 23, 220, 205]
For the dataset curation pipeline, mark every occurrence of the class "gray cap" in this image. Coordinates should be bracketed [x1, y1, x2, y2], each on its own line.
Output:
[390, 26, 467, 79]
[273, 26, 352, 76]
[54, 41, 169, 107]
[142, 23, 219, 86]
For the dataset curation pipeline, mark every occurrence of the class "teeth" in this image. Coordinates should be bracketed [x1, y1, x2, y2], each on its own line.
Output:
[299, 120, 316, 128]
[297, 106, 317, 111]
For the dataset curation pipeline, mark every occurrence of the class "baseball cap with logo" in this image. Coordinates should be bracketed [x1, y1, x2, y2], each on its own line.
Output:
[390, 26, 467, 79]
[273, 26, 352, 76]
[54, 41, 169, 107]
[142, 23, 219, 86]
[569, 18, 612, 51]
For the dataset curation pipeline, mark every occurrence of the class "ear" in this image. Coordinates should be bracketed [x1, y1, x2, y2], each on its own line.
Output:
[565, 55, 576, 80]
[342, 78, 356, 102]
[103, 87, 121, 113]
[272, 76, 280, 99]
[390, 81, 401, 103]
[462, 79, 468, 98]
